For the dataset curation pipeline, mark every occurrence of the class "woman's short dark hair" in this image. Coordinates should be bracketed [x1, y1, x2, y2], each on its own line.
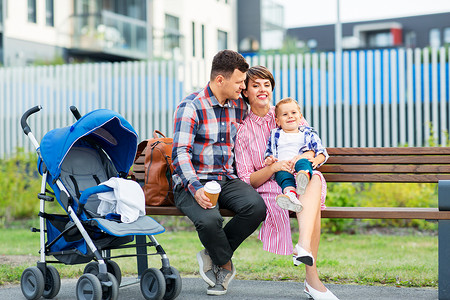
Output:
[210, 50, 249, 80]
[242, 65, 275, 103]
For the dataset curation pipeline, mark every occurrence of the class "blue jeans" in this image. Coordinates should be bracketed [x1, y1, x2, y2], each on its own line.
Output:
[274, 158, 313, 192]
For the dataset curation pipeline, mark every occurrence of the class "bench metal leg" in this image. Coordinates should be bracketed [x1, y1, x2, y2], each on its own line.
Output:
[439, 220, 450, 299]
[439, 180, 450, 300]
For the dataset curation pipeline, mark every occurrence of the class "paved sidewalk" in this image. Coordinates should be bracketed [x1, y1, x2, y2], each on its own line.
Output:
[0, 276, 437, 299]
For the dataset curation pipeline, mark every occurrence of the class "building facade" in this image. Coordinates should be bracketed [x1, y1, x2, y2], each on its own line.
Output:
[0, 0, 236, 67]
[237, 0, 285, 53]
[286, 12, 450, 52]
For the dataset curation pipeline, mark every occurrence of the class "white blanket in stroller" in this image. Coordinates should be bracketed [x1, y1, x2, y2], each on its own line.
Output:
[97, 178, 145, 223]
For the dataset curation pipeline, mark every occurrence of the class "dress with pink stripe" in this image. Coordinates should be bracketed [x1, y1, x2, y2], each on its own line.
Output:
[235, 106, 327, 255]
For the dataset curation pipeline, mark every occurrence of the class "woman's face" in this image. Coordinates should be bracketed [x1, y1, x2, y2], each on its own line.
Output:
[242, 78, 272, 109]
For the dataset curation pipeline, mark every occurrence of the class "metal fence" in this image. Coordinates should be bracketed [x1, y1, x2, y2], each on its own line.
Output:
[1, 47, 449, 158]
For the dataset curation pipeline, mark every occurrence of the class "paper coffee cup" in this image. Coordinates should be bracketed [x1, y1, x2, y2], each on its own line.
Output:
[204, 180, 221, 208]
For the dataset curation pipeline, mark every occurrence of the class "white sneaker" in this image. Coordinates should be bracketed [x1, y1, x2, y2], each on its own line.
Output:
[296, 171, 310, 195]
[276, 191, 303, 212]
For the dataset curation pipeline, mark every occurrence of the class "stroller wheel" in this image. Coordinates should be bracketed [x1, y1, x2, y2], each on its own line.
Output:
[83, 261, 100, 276]
[106, 260, 122, 286]
[101, 272, 119, 300]
[162, 266, 182, 300]
[76, 273, 102, 300]
[83, 260, 122, 286]
[43, 265, 61, 299]
[140, 268, 166, 300]
[21, 266, 45, 300]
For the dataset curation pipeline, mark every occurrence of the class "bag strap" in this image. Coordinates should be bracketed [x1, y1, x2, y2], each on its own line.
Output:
[134, 141, 148, 162]
[153, 130, 167, 139]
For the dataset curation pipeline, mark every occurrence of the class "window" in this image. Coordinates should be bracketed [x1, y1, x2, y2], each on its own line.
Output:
[218, 30, 227, 51]
[46, 0, 54, 26]
[201, 24, 205, 59]
[28, 0, 37, 23]
[192, 22, 196, 57]
[405, 31, 416, 48]
[444, 28, 450, 44]
[367, 31, 392, 48]
[429, 28, 441, 48]
[164, 14, 181, 56]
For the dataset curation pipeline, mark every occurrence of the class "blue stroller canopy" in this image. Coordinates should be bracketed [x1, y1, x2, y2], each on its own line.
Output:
[39, 109, 138, 179]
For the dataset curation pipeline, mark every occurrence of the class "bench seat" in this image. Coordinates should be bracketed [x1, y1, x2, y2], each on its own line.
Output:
[145, 206, 450, 220]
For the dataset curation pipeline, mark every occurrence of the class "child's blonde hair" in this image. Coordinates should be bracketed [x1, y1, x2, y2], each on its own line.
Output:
[274, 97, 302, 117]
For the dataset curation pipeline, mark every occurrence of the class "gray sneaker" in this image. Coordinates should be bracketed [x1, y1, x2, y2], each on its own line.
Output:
[295, 170, 310, 195]
[197, 249, 216, 287]
[206, 262, 236, 296]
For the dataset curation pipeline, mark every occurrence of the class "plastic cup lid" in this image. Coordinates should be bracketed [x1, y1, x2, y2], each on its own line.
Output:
[204, 180, 221, 193]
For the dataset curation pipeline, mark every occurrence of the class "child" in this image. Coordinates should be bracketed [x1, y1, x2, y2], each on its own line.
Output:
[264, 97, 328, 213]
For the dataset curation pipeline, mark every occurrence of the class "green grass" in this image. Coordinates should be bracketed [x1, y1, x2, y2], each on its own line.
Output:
[0, 223, 437, 288]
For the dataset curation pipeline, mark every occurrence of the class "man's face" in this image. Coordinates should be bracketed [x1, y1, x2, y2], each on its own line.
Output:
[221, 69, 247, 101]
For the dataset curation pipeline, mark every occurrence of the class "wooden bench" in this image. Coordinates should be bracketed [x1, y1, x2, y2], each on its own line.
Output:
[135, 147, 450, 298]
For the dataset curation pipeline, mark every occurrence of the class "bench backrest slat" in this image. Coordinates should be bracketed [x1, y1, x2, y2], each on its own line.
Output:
[327, 147, 450, 155]
[323, 174, 450, 182]
[321, 165, 450, 173]
[326, 156, 450, 164]
[319, 147, 450, 183]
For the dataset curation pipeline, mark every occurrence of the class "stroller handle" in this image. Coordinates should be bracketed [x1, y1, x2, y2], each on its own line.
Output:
[21, 105, 42, 135]
[70, 106, 82, 120]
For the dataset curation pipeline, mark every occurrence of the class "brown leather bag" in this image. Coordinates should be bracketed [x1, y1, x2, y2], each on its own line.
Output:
[132, 130, 174, 206]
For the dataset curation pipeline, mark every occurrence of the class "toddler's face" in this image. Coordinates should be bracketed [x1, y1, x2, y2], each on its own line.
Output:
[275, 102, 303, 133]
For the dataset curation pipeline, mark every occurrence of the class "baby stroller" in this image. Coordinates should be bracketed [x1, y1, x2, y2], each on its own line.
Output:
[20, 106, 182, 300]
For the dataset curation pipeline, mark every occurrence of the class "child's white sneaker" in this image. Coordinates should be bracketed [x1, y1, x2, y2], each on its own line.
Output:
[295, 170, 310, 195]
[276, 190, 303, 212]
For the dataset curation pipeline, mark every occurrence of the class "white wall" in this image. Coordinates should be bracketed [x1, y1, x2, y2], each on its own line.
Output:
[151, 0, 237, 63]
[5, 0, 73, 47]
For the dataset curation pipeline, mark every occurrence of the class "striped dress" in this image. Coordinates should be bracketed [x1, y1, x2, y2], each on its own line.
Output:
[235, 106, 327, 255]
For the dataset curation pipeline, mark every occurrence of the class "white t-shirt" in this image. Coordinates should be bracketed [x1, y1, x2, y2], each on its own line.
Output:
[277, 130, 304, 161]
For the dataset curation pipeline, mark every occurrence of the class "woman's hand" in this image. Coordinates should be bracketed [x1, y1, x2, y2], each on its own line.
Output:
[271, 160, 293, 173]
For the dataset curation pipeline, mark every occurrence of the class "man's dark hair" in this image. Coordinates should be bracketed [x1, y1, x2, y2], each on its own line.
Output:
[210, 50, 249, 80]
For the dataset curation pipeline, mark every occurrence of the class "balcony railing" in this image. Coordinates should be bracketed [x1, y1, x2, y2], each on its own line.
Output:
[70, 10, 148, 60]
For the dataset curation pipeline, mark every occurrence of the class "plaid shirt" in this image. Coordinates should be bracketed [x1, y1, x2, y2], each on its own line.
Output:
[264, 125, 329, 167]
[172, 84, 248, 196]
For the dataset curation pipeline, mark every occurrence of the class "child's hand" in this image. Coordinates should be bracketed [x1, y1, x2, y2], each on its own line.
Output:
[289, 155, 302, 166]
[310, 153, 326, 169]
[264, 155, 277, 166]
[290, 151, 315, 166]
[302, 150, 315, 160]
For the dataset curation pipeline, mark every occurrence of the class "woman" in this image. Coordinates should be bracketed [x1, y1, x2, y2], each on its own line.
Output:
[235, 65, 338, 300]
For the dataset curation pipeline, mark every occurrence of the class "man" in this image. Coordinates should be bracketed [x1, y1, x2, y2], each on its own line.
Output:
[172, 50, 266, 295]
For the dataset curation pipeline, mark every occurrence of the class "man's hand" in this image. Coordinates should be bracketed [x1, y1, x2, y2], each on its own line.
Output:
[195, 188, 213, 209]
